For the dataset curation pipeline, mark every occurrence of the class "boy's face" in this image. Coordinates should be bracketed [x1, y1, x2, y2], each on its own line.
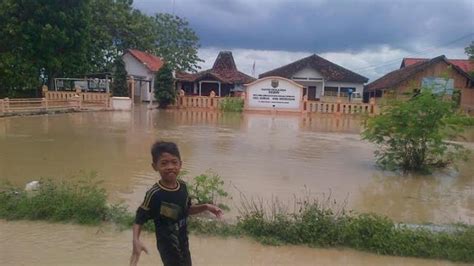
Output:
[152, 152, 181, 183]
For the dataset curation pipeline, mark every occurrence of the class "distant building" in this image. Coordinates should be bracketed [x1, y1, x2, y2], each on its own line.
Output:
[176, 51, 255, 97]
[259, 54, 368, 102]
[122, 49, 164, 102]
[365, 55, 474, 112]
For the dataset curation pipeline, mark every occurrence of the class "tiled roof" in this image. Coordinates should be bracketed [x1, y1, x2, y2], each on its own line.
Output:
[401, 57, 474, 73]
[176, 51, 255, 84]
[259, 54, 369, 83]
[366, 55, 473, 92]
[126, 49, 164, 72]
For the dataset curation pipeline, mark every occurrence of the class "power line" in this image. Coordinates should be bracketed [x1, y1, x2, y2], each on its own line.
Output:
[352, 32, 473, 72]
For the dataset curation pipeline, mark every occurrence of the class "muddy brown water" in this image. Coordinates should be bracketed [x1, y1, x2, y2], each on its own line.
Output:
[0, 107, 473, 265]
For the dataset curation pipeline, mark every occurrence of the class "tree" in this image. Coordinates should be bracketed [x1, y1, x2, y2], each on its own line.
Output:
[0, 0, 93, 94]
[151, 14, 203, 72]
[465, 41, 474, 60]
[111, 57, 128, 97]
[88, 0, 156, 72]
[362, 89, 472, 173]
[154, 63, 176, 108]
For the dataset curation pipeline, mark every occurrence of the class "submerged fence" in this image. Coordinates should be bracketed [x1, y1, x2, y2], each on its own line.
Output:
[1, 91, 110, 116]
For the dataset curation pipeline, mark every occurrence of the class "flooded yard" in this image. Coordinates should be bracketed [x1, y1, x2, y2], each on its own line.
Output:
[0, 107, 473, 265]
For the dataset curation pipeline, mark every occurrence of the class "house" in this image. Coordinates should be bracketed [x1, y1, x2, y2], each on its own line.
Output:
[122, 49, 165, 102]
[175, 51, 255, 97]
[400, 57, 474, 73]
[365, 55, 474, 112]
[259, 54, 369, 102]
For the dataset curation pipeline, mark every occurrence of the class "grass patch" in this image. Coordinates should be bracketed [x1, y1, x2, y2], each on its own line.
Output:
[1, 177, 473, 263]
[219, 97, 244, 112]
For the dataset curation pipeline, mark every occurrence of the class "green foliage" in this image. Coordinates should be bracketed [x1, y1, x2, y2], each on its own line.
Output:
[187, 170, 230, 211]
[111, 57, 129, 97]
[362, 89, 472, 173]
[219, 97, 244, 112]
[465, 41, 474, 60]
[0, 0, 93, 92]
[235, 196, 474, 262]
[151, 13, 203, 72]
[0, 1, 202, 93]
[0, 172, 108, 225]
[153, 63, 176, 108]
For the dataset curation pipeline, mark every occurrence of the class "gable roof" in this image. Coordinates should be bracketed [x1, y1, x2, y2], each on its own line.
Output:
[401, 57, 474, 73]
[176, 51, 255, 84]
[126, 49, 164, 72]
[366, 55, 474, 92]
[259, 54, 369, 83]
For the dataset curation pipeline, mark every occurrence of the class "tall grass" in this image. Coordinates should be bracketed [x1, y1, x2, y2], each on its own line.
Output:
[0, 177, 473, 263]
[219, 97, 244, 112]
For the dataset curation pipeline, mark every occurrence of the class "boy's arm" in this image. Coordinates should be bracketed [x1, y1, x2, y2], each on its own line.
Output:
[189, 203, 223, 218]
[130, 223, 149, 266]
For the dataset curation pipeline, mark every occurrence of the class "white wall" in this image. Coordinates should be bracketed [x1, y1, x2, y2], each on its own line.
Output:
[291, 67, 323, 79]
[324, 81, 364, 94]
[123, 53, 155, 102]
[246, 78, 303, 111]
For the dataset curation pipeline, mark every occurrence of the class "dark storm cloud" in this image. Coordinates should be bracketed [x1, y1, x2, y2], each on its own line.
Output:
[134, 0, 473, 53]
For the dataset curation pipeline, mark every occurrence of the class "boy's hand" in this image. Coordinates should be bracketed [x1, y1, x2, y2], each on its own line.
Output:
[207, 204, 223, 218]
[130, 240, 149, 266]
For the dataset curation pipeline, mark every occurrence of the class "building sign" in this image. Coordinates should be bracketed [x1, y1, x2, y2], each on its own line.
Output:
[246, 78, 303, 111]
[421, 77, 454, 95]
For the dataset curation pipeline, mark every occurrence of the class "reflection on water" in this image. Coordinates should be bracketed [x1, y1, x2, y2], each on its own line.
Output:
[0, 107, 473, 225]
[0, 220, 464, 266]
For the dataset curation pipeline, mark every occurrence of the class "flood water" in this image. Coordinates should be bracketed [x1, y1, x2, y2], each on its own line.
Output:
[0, 107, 473, 265]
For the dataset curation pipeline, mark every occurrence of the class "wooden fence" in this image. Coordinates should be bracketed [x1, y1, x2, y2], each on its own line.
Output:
[1, 91, 111, 116]
[304, 101, 377, 115]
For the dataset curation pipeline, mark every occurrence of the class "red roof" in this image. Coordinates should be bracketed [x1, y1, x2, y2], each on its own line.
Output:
[401, 57, 474, 73]
[126, 49, 164, 72]
[176, 51, 255, 84]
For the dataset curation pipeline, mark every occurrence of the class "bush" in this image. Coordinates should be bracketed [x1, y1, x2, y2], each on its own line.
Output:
[112, 57, 129, 97]
[362, 89, 473, 173]
[219, 97, 244, 112]
[186, 170, 230, 211]
[154, 63, 176, 108]
[0, 173, 108, 225]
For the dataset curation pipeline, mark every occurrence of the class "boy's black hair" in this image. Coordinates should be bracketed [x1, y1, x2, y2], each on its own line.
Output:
[151, 141, 181, 163]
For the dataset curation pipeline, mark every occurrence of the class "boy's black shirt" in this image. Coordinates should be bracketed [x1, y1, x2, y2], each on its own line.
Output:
[135, 180, 192, 265]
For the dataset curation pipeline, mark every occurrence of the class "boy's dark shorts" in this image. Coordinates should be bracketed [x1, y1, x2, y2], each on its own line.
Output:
[157, 239, 192, 266]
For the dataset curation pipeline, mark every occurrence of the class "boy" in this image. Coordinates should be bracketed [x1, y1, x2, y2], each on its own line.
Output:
[130, 141, 223, 266]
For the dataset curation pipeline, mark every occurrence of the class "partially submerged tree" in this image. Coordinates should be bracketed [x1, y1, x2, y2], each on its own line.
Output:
[362, 89, 472, 173]
[111, 57, 128, 97]
[153, 63, 176, 108]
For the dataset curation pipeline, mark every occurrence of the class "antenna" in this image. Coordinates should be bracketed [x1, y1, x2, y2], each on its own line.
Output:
[172, 0, 175, 15]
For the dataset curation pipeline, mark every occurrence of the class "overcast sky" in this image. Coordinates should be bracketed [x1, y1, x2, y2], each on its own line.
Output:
[134, 0, 474, 81]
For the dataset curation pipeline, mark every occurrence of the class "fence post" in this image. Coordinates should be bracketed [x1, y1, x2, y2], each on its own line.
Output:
[369, 97, 376, 114]
[4, 98, 9, 113]
[210, 90, 215, 109]
[73, 95, 82, 110]
[42, 98, 48, 111]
